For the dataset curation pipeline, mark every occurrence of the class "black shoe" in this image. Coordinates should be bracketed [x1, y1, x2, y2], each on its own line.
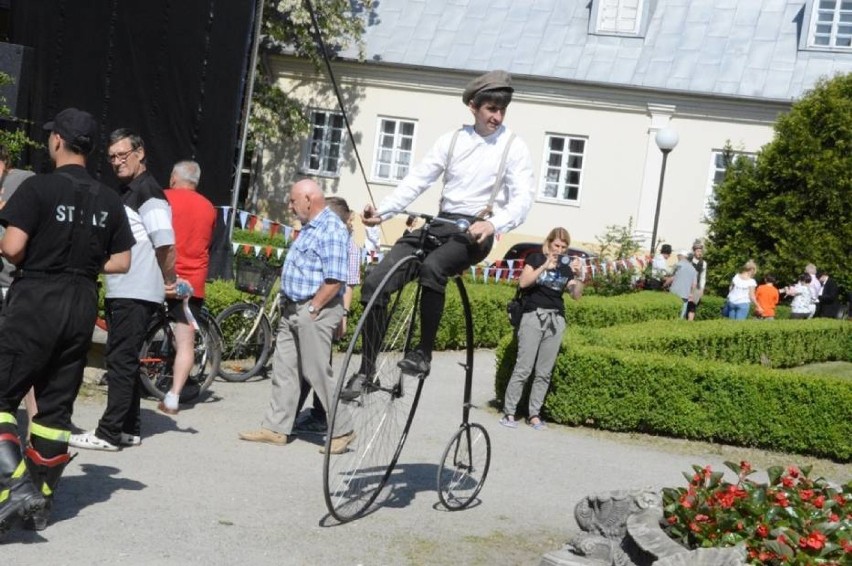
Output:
[339, 373, 367, 402]
[397, 349, 430, 377]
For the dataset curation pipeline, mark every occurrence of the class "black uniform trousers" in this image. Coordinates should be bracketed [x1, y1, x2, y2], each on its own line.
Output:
[0, 276, 98, 431]
[96, 298, 159, 445]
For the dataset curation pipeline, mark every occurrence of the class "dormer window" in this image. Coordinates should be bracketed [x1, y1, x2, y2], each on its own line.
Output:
[590, 0, 650, 38]
[804, 0, 852, 51]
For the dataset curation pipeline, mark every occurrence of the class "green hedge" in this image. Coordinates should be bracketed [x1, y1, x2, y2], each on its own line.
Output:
[495, 324, 852, 462]
[582, 319, 851, 368]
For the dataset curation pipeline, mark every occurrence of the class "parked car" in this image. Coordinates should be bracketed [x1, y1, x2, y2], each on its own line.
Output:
[499, 242, 597, 263]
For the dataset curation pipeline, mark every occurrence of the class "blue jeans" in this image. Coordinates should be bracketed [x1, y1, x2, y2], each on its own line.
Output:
[726, 301, 750, 320]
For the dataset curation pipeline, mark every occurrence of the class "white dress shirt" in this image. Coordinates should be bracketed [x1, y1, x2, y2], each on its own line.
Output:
[377, 125, 536, 234]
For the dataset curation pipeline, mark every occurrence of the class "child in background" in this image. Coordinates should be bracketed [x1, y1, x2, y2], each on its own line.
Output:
[755, 275, 780, 319]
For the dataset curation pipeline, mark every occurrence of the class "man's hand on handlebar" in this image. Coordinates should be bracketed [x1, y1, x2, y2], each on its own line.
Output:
[468, 219, 495, 244]
[361, 204, 383, 226]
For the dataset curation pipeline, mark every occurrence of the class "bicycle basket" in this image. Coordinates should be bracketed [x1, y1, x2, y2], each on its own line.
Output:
[234, 256, 278, 296]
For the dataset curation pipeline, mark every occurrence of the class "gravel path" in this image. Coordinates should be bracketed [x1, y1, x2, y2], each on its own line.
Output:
[3, 351, 849, 565]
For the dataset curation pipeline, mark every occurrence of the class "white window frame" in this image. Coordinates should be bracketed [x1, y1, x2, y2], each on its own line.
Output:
[371, 117, 417, 183]
[300, 109, 345, 177]
[703, 150, 757, 220]
[589, 0, 650, 38]
[538, 133, 588, 207]
[802, 0, 852, 51]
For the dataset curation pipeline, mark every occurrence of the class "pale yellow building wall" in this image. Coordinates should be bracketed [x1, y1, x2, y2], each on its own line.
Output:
[255, 60, 786, 260]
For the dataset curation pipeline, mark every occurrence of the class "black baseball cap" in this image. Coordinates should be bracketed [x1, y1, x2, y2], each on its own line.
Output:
[43, 107, 98, 153]
[660, 244, 672, 254]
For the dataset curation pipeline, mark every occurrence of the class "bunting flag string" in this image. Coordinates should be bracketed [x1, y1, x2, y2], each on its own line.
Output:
[467, 255, 650, 284]
[216, 206, 294, 244]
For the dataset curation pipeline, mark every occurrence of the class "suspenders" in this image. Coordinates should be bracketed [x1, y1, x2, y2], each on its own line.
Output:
[440, 128, 516, 219]
[57, 172, 100, 276]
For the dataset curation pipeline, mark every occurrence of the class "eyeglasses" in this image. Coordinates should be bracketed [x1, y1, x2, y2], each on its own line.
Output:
[107, 148, 138, 163]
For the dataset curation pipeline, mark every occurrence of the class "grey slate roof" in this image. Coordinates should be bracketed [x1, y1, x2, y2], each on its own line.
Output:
[338, 0, 852, 101]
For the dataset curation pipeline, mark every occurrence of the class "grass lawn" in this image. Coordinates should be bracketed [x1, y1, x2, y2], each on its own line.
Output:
[787, 361, 852, 380]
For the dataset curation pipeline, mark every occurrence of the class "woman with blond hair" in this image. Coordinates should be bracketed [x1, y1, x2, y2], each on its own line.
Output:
[724, 259, 763, 320]
[500, 227, 583, 430]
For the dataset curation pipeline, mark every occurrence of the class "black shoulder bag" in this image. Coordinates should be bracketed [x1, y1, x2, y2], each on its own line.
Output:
[507, 286, 525, 328]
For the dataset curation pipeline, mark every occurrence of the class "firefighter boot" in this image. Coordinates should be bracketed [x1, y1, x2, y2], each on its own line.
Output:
[23, 423, 74, 531]
[0, 429, 46, 536]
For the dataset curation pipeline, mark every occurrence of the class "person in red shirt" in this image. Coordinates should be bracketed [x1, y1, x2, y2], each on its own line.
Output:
[755, 275, 780, 320]
[161, 161, 216, 414]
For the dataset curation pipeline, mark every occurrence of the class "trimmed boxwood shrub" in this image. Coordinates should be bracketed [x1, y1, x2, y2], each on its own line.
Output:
[584, 319, 850, 368]
[495, 324, 852, 461]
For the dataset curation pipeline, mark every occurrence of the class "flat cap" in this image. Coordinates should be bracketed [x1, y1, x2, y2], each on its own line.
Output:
[43, 107, 98, 152]
[660, 244, 672, 254]
[462, 70, 513, 105]
[692, 239, 704, 250]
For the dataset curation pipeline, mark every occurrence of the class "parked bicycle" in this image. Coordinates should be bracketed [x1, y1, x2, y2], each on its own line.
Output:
[322, 211, 491, 522]
[137, 301, 223, 402]
[215, 256, 281, 381]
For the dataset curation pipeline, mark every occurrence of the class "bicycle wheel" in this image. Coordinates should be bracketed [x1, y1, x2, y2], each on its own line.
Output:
[437, 422, 491, 510]
[190, 309, 221, 396]
[138, 312, 220, 402]
[215, 302, 273, 381]
[323, 255, 424, 523]
[138, 318, 175, 401]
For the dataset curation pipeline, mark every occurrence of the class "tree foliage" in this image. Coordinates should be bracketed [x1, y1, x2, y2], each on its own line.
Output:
[705, 73, 852, 295]
[0, 72, 40, 164]
[250, 0, 374, 145]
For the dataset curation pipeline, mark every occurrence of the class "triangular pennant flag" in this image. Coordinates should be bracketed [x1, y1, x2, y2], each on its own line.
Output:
[265, 245, 273, 257]
[231, 242, 239, 254]
[248, 215, 258, 231]
[253, 245, 261, 256]
[470, 266, 476, 278]
[239, 210, 249, 229]
[262, 219, 270, 234]
[495, 268, 503, 281]
[242, 244, 251, 254]
[220, 206, 231, 225]
[283, 226, 292, 242]
[269, 223, 279, 238]
[277, 248, 284, 260]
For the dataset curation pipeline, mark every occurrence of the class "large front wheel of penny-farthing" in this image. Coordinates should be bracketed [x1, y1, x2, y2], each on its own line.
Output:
[323, 254, 424, 523]
[437, 422, 491, 510]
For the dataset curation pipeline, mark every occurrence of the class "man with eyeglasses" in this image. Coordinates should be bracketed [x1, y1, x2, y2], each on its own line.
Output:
[70, 129, 177, 452]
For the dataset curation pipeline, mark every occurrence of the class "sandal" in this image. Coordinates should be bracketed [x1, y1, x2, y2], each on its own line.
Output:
[499, 416, 518, 429]
[528, 416, 547, 431]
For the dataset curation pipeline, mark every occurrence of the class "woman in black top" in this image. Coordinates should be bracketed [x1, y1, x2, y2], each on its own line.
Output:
[500, 227, 583, 430]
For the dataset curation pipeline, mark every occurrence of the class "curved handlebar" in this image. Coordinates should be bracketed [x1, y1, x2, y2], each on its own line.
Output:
[388, 210, 471, 232]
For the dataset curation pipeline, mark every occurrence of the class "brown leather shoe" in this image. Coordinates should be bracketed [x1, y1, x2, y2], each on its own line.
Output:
[238, 428, 288, 446]
[320, 431, 355, 455]
[157, 401, 179, 416]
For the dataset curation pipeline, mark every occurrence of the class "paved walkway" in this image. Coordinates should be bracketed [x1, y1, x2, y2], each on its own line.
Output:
[4, 351, 849, 564]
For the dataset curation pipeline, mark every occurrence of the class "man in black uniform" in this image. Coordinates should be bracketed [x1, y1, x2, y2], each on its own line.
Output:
[0, 108, 134, 537]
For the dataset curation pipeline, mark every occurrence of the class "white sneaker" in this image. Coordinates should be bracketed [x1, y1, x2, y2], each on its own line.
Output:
[68, 431, 119, 452]
[119, 433, 141, 447]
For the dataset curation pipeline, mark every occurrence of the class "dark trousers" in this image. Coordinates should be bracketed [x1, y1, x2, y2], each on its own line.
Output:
[96, 298, 159, 444]
[359, 217, 492, 361]
[361, 217, 492, 304]
[0, 277, 97, 431]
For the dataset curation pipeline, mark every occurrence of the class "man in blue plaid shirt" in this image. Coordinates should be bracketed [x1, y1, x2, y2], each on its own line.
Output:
[239, 179, 354, 454]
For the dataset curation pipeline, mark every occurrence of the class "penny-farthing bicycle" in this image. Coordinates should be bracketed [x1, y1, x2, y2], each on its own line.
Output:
[322, 212, 492, 522]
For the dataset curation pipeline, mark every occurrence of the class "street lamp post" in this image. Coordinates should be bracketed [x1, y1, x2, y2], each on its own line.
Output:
[650, 127, 679, 256]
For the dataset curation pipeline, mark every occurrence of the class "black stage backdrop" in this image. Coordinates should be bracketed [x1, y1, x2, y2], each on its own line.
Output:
[10, 0, 256, 206]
